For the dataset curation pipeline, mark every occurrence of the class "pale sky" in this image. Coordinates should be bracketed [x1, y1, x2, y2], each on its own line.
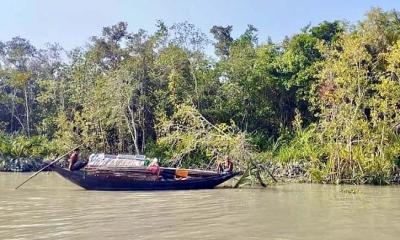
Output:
[1, 0, 399, 50]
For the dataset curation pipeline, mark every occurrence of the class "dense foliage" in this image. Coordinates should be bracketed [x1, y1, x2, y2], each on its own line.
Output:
[1, 8, 399, 183]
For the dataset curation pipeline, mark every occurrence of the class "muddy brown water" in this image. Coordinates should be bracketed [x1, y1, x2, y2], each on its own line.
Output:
[0, 172, 399, 240]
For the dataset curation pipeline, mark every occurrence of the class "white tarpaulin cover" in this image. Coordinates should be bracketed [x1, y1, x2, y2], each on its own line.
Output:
[87, 154, 147, 168]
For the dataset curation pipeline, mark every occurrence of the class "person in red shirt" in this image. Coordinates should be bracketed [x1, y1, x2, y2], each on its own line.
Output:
[147, 158, 160, 177]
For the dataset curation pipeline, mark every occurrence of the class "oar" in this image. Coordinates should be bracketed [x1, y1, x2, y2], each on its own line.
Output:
[14, 144, 84, 190]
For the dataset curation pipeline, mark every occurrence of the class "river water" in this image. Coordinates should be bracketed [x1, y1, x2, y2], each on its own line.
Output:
[0, 172, 399, 240]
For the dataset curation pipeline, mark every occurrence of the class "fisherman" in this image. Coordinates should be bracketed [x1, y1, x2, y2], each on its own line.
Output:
[217, 156, 234, 174]
[147, 158, 161, 178]
[68, 148, 87, 171]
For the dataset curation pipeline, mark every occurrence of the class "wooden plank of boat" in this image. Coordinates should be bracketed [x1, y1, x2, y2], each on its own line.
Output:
[50, 165, 239, 191]
[85, 166, 219, 176]
[84, 166, 221, 181]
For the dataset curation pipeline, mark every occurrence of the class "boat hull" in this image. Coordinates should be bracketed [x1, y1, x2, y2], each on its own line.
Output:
[50, 166, 238, 191]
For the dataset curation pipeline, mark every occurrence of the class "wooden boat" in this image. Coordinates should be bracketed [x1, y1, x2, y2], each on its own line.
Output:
[51, 165, 239, 191]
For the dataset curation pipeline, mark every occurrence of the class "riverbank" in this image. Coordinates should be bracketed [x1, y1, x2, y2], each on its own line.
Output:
[281, 162, 400, 185]
[0, 155, 46, 172]
[2, 156, 399, 185]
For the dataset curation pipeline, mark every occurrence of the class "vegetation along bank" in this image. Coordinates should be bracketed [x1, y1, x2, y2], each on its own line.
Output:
[1, 8, 400, 185]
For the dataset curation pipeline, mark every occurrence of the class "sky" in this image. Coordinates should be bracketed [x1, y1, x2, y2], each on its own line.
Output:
[1, 0, 399, 51]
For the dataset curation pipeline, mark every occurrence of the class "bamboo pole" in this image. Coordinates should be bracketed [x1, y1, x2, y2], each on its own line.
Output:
[234, 165, 251, 188]
[14, 144, 84, 190]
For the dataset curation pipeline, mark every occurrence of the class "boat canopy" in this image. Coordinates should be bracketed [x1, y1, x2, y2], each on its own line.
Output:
[88, 154, 148, 168]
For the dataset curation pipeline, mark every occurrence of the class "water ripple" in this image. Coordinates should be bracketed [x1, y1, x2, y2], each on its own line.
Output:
[1, 173, 400, 240]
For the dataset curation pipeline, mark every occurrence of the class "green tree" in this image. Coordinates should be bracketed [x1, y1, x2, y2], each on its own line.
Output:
[210, 25, 233, 59]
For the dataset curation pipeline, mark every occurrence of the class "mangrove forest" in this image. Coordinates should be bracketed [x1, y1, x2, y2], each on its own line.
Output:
[1, 7, 400, 185]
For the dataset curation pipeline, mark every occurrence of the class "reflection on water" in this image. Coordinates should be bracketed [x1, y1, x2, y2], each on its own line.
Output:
[1, 172, 400, 240]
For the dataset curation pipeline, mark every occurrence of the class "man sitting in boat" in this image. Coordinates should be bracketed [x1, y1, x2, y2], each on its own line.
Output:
[217, 156, 234, 174]
[68, 148, 87, 171]
[147, 158, 161, 178]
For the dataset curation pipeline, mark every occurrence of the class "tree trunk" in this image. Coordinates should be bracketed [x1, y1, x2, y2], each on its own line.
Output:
[141, 126, 145, 153]
[10, 90, 15, 131]
[24, 87, 30, 137]
[127, 104, 140, 154]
